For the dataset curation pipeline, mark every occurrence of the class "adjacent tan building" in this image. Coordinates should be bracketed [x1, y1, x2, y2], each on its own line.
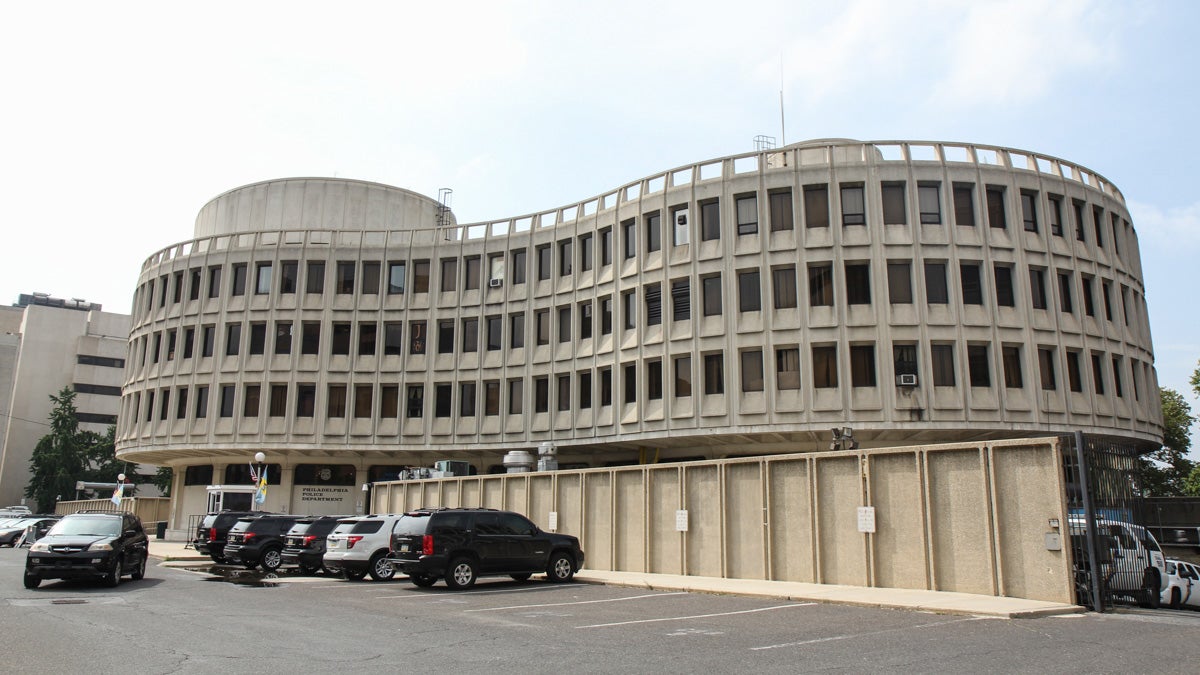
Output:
[114, 139, 1162, 528]
[0, 296, 131, 507]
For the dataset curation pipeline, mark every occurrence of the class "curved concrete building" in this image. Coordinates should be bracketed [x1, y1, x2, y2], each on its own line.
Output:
[116, 139, 1162, 518]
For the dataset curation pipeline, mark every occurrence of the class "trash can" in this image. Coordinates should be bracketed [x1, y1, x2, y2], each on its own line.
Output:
[156, 522, 167, 539]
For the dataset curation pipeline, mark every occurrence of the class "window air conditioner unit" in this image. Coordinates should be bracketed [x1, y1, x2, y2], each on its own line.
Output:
[674, 208, 690, 245]
[488, 278, 503, 288]
[897, 374, 918, 387]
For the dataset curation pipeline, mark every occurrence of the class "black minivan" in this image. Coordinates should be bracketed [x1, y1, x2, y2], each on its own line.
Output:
[388, 508, 584, 589]
[280, 515, 347, 574]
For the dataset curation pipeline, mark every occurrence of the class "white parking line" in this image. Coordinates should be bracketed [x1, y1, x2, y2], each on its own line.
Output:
[576, 603, 815, 629]
[375, 585, 577, 600]
[465, 591, 688, 612]
[749, 616, 991, 651]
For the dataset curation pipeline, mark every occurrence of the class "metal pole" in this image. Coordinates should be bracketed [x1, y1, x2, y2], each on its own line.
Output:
[1074, 430, 1104, 612]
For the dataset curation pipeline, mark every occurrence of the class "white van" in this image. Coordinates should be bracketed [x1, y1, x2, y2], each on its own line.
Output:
[1071, 517, 1167, 608]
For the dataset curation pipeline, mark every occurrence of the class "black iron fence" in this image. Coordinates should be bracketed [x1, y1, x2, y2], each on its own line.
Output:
[1063, 432, 1164, 611]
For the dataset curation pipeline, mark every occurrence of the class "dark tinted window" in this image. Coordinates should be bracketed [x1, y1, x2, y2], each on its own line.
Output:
[394, 514, 432, 536]
[216, 513, 249, 529]
[474, 512, 503, 534]
[350, 520, 384, 534]
[498, 513, 537, 535]
[306, 518, 343, 537]
[430, 512, 470, 534]
[250, 517, 298, 534]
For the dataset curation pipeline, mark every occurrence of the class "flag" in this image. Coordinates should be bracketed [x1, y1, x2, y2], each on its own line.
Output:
[110, 481, 124, 507]
[255, 466, 268, 505]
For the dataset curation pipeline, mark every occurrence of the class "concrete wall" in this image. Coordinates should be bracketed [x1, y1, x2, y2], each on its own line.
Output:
[55, 497, 171, 525]
[372, 437, 1075, 603]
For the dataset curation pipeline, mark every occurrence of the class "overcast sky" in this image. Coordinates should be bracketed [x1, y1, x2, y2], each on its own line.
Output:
[2, 0, 1197, 420]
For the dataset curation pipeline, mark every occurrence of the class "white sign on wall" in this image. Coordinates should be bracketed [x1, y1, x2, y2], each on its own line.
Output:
[548, 511, 558, 532]
[675, 509, 689, 532]
[857, 506, 876, 534]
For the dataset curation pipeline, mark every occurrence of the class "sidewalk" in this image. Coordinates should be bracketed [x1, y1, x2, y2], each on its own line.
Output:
[148, 539, 1081, 619]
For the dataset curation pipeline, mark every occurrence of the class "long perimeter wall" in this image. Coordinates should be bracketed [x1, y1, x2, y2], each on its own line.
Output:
[373, 437, 1074, 603]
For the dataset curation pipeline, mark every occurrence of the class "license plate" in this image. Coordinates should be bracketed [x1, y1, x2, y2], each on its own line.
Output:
[328, 540, 339, 549]
[399, 544, 410, 553]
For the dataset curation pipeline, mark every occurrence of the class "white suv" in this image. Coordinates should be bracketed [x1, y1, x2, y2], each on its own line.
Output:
[323, 515, 403, 581]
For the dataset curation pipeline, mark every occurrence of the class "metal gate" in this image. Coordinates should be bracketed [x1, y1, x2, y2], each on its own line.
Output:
[1062, 432, 1163, 611]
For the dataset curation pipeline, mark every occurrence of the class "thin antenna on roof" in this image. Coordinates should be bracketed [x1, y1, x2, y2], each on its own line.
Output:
[779, 52, 786, 147]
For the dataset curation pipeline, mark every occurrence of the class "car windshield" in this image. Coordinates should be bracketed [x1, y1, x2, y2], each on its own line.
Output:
[48, 517, 121, 537]
[2, 518, 41, 530]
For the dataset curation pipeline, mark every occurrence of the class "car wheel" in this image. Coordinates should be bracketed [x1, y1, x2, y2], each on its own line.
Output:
[1138, 571, 1161, 609]
[104, 558, 122, 588]
[23, 573, 40, 589]
[546, 551, 575, 583]
[131, 553, 147, 581]
[209, 553, 227, 565]
[260, 548, 283, 572]
[1171, 588, 1182, 610]
[445, 557, 477, 589]
[298, 563, 320, 575]
[410, 574, 437, 588]
[345, 568, 368, 581]
[368, 553, 396, 581]
[510, 573, 532, 582]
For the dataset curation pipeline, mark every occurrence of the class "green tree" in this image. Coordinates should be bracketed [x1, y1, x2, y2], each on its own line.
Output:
[1140, 388, 1196, 496]
[24, 388, 90, 512]
[80, 425, 125, 486]
[151, 466, 173, 497]
[1184, 465, 1200, 497]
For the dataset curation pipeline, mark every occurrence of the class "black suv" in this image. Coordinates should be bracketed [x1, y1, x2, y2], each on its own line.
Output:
[194, 511, 257, 563]
[388, 508, 584, 589]
[280, 515, 347, 574]
[222, 515, 302, 572]
[24, 512, 149, 589]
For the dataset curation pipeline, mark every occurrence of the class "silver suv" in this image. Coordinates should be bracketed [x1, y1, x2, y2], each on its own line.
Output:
[323, 514, 403, 581]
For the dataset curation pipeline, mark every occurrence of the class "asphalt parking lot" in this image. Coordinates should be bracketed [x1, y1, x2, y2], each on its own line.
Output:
[2, 546, 1198, 673]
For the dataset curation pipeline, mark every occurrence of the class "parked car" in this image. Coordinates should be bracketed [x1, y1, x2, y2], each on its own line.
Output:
[388, 508, 584, 589]
[1174, 560, 1200, 610]
[1162, 560, 1189, 609]
[223, 515, 303, 572]
[323, 514, 405, 581]
[193, 511, 258, 563]
[24, 512, 149, 589]
[1070, 517, 1167, 608]
[280, 515, 348, 574]
[0, 516, 59, 547]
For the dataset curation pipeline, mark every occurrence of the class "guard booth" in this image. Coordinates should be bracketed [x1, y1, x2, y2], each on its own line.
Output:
[205, 485, 257, 512]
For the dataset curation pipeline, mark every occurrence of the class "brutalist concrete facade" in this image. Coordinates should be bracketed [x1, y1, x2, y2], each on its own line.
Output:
[116, 139, 1161, 519]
